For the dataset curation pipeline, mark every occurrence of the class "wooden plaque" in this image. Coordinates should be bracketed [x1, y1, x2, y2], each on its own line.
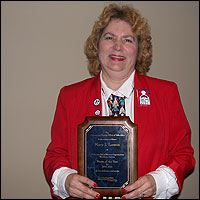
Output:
[78, 116, 138, 197]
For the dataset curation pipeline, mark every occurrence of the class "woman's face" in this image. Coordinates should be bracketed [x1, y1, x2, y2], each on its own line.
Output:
[98, 18, 138, 79]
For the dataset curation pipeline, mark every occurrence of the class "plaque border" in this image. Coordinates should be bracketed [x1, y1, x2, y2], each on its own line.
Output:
[78, 116, 138, 197]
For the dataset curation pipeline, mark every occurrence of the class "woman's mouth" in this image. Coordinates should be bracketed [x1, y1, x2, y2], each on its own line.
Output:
[109, 54, 126, 61]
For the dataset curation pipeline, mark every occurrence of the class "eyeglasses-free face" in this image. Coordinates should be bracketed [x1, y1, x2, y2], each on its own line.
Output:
[98, 18, 138, 83]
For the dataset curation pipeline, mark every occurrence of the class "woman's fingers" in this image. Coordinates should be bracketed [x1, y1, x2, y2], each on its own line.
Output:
[65, 173, 101, 199]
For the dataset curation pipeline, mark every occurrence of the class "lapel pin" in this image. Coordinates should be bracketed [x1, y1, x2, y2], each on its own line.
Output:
[137, 89, 151, 106]
[94, 98, 101, 106]
[95, 110, 101, 116]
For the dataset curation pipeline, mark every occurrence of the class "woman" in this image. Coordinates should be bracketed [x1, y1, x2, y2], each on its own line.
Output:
[43, 3, 195, 199]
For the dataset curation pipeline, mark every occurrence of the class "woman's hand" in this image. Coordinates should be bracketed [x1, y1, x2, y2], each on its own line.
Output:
[122, 174, 156, 199]
[65, 173, 101, 199]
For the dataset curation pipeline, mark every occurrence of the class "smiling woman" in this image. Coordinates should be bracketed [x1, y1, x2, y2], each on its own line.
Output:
[43, 3, 195, 199]
[1, 1, 198, 199]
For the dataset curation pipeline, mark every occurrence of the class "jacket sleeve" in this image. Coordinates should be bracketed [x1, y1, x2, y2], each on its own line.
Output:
[164, 82, 195, 191]
[43, 87, 71, 199]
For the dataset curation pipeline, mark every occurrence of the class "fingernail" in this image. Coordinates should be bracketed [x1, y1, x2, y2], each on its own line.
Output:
[93, 183, 98, 188]
[122, 189, 127, 193]
[96, 194, 101, 199]
[122, 196, 126, 199]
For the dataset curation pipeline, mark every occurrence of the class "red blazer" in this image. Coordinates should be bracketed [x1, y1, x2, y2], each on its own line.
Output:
[43, 72, 195, 198]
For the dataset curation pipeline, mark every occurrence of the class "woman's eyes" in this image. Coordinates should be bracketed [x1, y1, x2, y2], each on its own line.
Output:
[124, 38, 133, 43]
[104, 36, 134, 43]
[105, 36, 113, 40]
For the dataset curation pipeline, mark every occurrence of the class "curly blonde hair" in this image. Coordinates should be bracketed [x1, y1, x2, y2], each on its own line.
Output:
[84, 3, 152, 76]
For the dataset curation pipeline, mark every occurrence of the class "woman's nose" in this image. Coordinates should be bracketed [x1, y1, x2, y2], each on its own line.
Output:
[113, 39, 122, 51]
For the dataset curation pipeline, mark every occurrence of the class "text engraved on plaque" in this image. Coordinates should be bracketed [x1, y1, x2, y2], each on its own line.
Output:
[85, 125, 129, 188]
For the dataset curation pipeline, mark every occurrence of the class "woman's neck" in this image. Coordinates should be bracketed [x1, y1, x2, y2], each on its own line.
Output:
[102, 70, 134, 91]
